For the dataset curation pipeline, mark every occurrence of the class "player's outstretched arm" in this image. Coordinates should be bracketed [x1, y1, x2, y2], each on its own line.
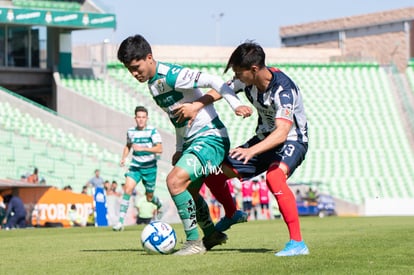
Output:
[174, 89, 252, 126]
[173, 90, 219, 125]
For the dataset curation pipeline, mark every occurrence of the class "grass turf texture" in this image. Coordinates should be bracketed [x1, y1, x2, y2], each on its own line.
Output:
[1, 216, 413, 274]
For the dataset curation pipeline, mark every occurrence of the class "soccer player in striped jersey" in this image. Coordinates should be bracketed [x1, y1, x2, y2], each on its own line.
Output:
[117, 35, 252, 255]
[187, 42, 310, 256]
[113, 106, 163, 231]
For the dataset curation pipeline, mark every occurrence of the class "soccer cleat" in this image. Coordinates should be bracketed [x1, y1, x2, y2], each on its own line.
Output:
[202, 230, 228, 251]
[112, 223, 124, 232]
[155, 209, 164, 220]
[215, 210, 248, 232]
[173, 240, 207, 256]
[152, 197, 163, 210]
[274, 240, 309, 257]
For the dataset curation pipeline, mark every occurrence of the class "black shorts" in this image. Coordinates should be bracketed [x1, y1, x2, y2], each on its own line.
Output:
[225, 136, 307, 180]
[136, 217, 152, 224]
[243, 201, 252, 211]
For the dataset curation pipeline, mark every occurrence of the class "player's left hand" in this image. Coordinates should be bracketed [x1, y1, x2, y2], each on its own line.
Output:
[229, 147, 255, 164]
[173, 103, 198, 127]
[235, 105, 253, 118]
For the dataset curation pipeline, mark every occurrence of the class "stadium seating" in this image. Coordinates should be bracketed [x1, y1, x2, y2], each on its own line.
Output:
[5, 61, 414, 204]
[406, 61, 414, 92]
[0, 99, 171, 193]
[277, 63, 414, 203]
[59, 74, 175, 134]
[70, 62, 414, 204]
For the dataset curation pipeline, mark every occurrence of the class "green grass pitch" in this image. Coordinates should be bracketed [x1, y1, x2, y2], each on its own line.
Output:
[1, 216, 414, 274]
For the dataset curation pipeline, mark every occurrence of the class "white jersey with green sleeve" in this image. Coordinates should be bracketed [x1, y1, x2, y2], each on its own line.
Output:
[148, 62, 242, 151]
[127, 125, 162, 169]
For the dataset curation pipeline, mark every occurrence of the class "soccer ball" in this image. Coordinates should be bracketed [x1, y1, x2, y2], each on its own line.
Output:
[141, 221, 177, 254]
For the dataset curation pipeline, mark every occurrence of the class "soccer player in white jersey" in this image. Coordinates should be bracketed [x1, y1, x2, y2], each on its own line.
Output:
[117, 34, 252, 255]
[113, 106, 163, 231]
[187, 42, 310, 256]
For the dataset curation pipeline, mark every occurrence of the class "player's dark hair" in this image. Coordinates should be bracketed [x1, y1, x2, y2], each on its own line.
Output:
[117, 34, 152, 65]
[135, 106, 148, 115]
[224, 41, 266, 73]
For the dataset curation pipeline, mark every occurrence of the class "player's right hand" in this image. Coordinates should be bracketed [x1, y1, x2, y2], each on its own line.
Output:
[235, 105, 253, 118]
[173, 103, 198, 127]
[120, 159, 126, 167]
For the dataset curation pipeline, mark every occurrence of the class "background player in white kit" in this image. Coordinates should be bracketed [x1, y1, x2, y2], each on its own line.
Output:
[117, 34, 252, 255]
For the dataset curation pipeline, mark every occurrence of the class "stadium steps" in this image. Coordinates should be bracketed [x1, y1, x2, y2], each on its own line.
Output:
[406, 61, 414, 92]
[105, 62, 414, 203]
[0, 98, 171, 192]
[59, 74, 174, 134]
[5, 61, 414, 204]
[278, 63, 414, 203]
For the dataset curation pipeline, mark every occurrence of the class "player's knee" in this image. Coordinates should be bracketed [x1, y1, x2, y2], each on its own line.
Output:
[124, 181, 136, 195]
[266, 166, 287, 189]
[166, 170, 188, 195]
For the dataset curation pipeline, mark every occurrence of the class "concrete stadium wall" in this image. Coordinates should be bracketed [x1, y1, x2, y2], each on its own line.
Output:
[54, 73, 176, 161]
[334, 197, 360, 216]
[0, 84, 123, 155]
[280, 7, 414, 71]
[296, 30, 409, 70]
[345, 32, 409, 69]
[363, 198, 414, 216]
[280, 7, 414, 36]
[72, 44, 341, 78]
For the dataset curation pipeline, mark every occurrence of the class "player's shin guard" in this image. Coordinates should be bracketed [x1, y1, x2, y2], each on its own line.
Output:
[204, 172, 236, 219]
[195, 194, 215, 237]
[172, 190, 199, 240]
[266, 166, 302, 241]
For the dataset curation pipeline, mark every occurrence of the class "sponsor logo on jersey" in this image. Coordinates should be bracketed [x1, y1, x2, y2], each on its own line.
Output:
[195, 72, 201, 82]
[183, 69, 196, 80]
[156, 79, 164, 92]
[281, 108, 292, 119]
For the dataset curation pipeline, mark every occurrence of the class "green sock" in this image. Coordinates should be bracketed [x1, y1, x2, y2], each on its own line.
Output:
[195, 194, 215, 237]
[172, 190, 199, 241]
[118, 193, 131, 224]
[151, 196, 162, 209]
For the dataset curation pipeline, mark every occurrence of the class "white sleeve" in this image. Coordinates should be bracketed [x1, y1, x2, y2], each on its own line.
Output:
[174, 68, 242, 111]
[196, 73, 242, 111]
[230, 78, 246, 93]
[151, 128, 162, 144]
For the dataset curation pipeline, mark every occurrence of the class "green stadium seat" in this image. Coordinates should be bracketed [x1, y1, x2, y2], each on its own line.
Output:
[4, 60, 414, 203]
